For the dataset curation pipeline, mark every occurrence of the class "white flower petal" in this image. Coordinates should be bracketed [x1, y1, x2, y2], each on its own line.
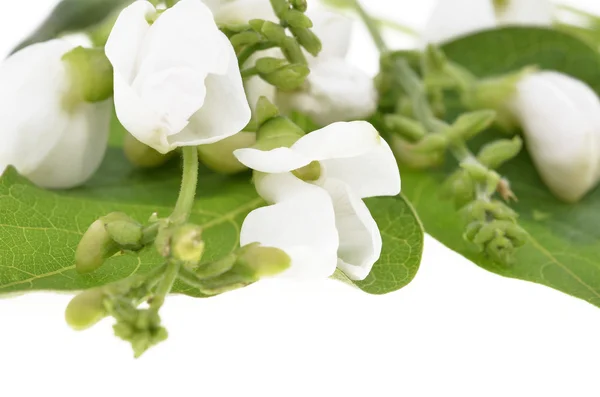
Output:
[292, 120, 381, 161]
[423, 0, 496, 44]
[495, 0, 553, 26]
[212, 0, 276, 24]
[234, 147, 313, 174]
[26, 101, 111, 189]
[277, 58, 378, 126]
[0, 39, 75, 176]
[512, 72, 600, 202]
[105, 1, 154, 82]
[320, 137, 401, 199]
[241, 173, 339, 279]
[170, 43, 251, 147]
[308, 10, 353, 60]
[320, 178, 381, 281]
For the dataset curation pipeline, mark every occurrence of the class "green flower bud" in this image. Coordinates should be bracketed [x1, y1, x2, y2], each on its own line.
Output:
[412, 133, 449, 153]
[504, 223, 529, 247]
[198, 131, 256, 175]
[292, 161, 322, 181]
[390, 136, 445, 169]
[486, 235, 515, 265]
[260, 63, 309, 91]
[442, 170, 475, 208]
[102, 212, 143, 250]
[291, 0, 308, 12]
[168, 224, 205, 267]
[463, 222, 484, 247]
[281, 36, 307, 65]
[460, 161, 489, 182]
[270, 0, 290, 18]
[75, 219, 119, 274]
[236, 243, 292, 278]
[65, 288, 107, 331]
[289, 27, 322, 56]
[62, 46, 113, 104]
[384, 114, 427, 142]
[230, 31, 263, 48]
[255, 57, 288, 74]
[283, 9, 313, 28]
[477, 137, 523, 169]
[446, 110, 497, 142]
[258, 20, 287, 44]
[255, 115, 305, 150]
[124, 133, 175, 168]
[255, 96, 281, 128]
[195, 253, 237, 279]
[113, 309, 168, 358]
[472, 222, 500, 247]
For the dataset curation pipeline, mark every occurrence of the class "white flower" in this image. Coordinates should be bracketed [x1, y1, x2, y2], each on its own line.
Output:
[105, 0, 251, 154]
[0, 39, 110, 189]
[424, 0, 553, 44]
[509, 71, 600, 203]
[236, 121, 401, 280]
[210, 0, 377, 126]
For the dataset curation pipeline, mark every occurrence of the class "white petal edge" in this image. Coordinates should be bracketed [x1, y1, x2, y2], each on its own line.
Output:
[234, 147, 314, 174]
[423, 0, 497, 44]
[496, 0, 553, 26]
[512, 72, 600, 202]
[320, 178, 382, 281]
[240, 173, 339, 279]
[320, 137, 401, 199]
[0, 39, 76, 175]
[212, 0, 276, 24]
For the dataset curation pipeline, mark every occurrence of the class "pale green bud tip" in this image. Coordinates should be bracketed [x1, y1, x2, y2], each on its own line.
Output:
[170, 224, 205, 266]
[65, 288, 107, 331]
[198, 132, 256, 175]
[75, 220, 119, 274]
[255, 96, 280, 127]
[292, 161, 322, 181]
[255, 116, 305, 150]
[124, 133, 174, 168]
[62, 46, 113, 104]
[238, 244, 292, 278]
[102, 212, 143, 249]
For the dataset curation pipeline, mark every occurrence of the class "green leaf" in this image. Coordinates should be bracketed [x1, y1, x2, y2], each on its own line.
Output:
[333, 195, 424, 295]
[0, 127, 424, 296]
[400, 27, 600, 306]
[12, 0, 131, 54]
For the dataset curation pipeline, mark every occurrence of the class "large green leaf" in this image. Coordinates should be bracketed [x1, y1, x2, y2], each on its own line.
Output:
[0, 141, 423, 296]
[399, 27, 600, 306]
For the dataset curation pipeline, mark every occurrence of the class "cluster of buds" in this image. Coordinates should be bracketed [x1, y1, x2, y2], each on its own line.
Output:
[221, 0, 321, 91]
[376, 45, 529, 264]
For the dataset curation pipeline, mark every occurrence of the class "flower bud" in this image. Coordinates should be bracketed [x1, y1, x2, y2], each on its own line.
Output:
[255, 113, 305, 150]
[198, 131, 256, 175]
[75, 219, 119, 274]
[384, 114, 427, 142]
[477, 137, 523, 169]
[255, 96, 281, 127]
[289, 27, 322, 56]
[236, 243, 292, 278]
[257, 20, 288, 44]
[230, 31, 263, 48]
[259, 63, 310, 91]
[158, 224, 205, 267]
[391, 136, 445, 169]
[62, 46, 114, 103]
[124, 133, 175, 169]
[102, 212, 143, 250]
[65, 288, 107, 331]
[281, 36, 307, 64]
[446, 110, 497, 142]
[412, 133, 449, 153]
[291, 0, 308, 12]
[283, 9, 313, 28]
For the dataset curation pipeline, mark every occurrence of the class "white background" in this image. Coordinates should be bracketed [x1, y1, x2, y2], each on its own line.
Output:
[2, 1, 600, 396]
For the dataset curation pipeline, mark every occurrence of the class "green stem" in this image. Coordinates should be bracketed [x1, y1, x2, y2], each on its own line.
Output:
[150, 262, 180, 312]
[241, 67, 259, 79]
[169, 146, 198, 224]
[238, 42, 277, 67]
[352, 0, 388, 52]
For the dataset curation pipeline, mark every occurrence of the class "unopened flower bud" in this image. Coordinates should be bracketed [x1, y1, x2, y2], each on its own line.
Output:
[168, 224, 205, 267]
[446, 110, 497, 142]
[391, 136, 445, 169]
[289, 27, 322, 56]
[255, 113, 305, 150]
[257, 20, 287, 44]
[236, 243, 292, 278]
[291, 0, 308, 12]
[477, 137, 523, 169]
[281, 36, 307, 65]
[259, 63, 310, 91]
[62, 46, 113, 103]
[255, 96, 281, 127]
[102, 212, 143, 250]
[65, 288, 107, 330]
[124, 133, 176, 169]
[460, 161, 490, 182]
[75, 219, 119, 274]
[412, 133, 449, 153]
[384, 114, 427, 142]
[230, 31, 263, 48]
[283, 9, 313, 28]
[198, 131, 256, 175]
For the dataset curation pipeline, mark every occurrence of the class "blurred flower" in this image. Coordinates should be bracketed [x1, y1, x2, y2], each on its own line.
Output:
[0, 39, 110, 189]
[105, 0, 251, 154]
[236, 121, 401, 280]
[424, 0, 552, 44]
[212, 0, 377, 126]
[509, 71, 600, 203]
